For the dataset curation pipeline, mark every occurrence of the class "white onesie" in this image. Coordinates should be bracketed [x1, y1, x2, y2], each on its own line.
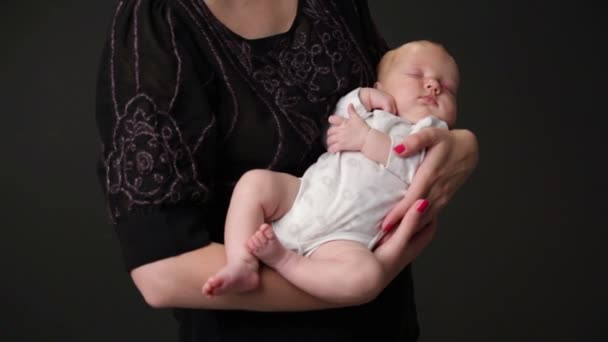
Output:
[272, 88, 448, 255]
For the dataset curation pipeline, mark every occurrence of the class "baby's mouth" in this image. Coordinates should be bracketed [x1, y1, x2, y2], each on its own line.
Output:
[419, 95, 437, 105]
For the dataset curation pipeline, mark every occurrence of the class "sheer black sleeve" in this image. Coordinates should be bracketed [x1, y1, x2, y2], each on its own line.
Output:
[95, 0, 218, 271]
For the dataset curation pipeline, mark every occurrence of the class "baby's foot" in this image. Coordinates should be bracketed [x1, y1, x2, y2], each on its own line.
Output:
[202, 258, 259, 297]
[246, 224, 290, 269]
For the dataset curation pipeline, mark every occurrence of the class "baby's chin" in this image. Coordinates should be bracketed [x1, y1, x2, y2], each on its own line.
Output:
[401, 105, 455, 127]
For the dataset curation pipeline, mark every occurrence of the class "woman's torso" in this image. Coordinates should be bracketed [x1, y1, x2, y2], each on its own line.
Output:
[101, 0, 419, 340]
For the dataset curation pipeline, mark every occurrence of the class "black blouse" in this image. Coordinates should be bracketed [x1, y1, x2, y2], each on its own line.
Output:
[96, 0, 419, 340]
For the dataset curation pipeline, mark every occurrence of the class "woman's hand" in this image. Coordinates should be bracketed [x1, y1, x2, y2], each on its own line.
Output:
[382, 128, 479, 230]
[374, 199, 437, 280]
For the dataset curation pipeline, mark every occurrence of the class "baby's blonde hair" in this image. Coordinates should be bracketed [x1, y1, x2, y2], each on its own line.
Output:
[377, 40, 451, 82]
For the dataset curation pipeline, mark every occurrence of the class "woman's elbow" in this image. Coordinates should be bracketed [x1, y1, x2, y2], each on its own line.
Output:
[456, 129, 479, 156]
[131, 264, 172, 308]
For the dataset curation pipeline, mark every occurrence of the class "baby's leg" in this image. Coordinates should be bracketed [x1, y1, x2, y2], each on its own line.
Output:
[249, 233, 384, 305]
[203, 170, 300, 297]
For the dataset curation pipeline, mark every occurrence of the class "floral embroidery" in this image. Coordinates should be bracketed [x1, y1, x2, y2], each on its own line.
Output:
[199, 0, 375, 167]
[101, 0, 376, 222]
[104, 2, 209, 222]
[106, 94, 208, 220]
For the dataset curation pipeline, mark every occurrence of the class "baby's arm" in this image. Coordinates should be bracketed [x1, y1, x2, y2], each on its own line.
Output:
[358, 87, 396, 114]
[326, 104, 392, 166]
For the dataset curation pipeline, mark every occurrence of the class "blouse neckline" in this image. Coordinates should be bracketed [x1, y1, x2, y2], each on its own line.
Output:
[199, 0, 302, 43]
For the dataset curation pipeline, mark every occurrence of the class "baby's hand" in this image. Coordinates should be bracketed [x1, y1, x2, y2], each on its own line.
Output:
[326, 104, 371, 153]
[360, 87, 397, 114]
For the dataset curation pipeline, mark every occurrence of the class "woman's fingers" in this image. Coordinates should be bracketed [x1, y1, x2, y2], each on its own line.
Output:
[381, 157, 436, 230]
[393, 127, 449, 157]
[382, 195, 419, 232]
[384, 129, 478, 228]
[403, 218, 437, 260]
[375, 199, 435, 276]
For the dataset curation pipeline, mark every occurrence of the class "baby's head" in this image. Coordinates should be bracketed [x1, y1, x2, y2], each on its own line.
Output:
[376, 40, 459, 127]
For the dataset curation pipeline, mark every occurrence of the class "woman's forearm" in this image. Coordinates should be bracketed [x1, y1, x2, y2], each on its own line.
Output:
[131, 243, 340, 311]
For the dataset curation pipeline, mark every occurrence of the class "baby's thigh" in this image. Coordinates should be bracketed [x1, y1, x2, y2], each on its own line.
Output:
[310, 240, 377, 265]
[310, 240, 383, 285]
[236, 169, 301, 220]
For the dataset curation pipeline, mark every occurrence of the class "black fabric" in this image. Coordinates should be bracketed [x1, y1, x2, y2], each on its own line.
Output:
[114, 206, 211, 271]
[96, 0, 419, 340]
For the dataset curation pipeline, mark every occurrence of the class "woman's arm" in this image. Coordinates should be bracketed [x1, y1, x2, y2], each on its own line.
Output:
[131, 243, 339, 311]
[131, 207, 433, 312]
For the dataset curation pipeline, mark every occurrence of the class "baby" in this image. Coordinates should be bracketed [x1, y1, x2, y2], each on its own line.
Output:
[203, 40, 459, 304]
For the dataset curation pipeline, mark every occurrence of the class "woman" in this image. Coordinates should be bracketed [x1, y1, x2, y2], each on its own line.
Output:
[95, 0, 478, 340]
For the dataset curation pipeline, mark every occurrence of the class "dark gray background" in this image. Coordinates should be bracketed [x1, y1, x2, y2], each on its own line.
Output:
[2, 1, 606, 341]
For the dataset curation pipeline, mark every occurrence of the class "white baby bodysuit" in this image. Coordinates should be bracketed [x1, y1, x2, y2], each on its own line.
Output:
[272, 88, 447, 255]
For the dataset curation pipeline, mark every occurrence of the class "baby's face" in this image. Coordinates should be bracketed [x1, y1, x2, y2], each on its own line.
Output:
[378, 43, 459, 126]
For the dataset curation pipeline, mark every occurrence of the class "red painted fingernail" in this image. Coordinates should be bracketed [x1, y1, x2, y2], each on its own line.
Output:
[393, 144, 406, 154]
[382, 224, 394, 232]
[416, 200, 430, 213]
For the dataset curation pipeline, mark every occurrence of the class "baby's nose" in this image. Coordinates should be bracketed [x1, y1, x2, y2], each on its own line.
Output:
[425, 79, 441, 94]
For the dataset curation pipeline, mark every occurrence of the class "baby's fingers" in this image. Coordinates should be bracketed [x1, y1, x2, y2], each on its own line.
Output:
[328, 115, 345, 126]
